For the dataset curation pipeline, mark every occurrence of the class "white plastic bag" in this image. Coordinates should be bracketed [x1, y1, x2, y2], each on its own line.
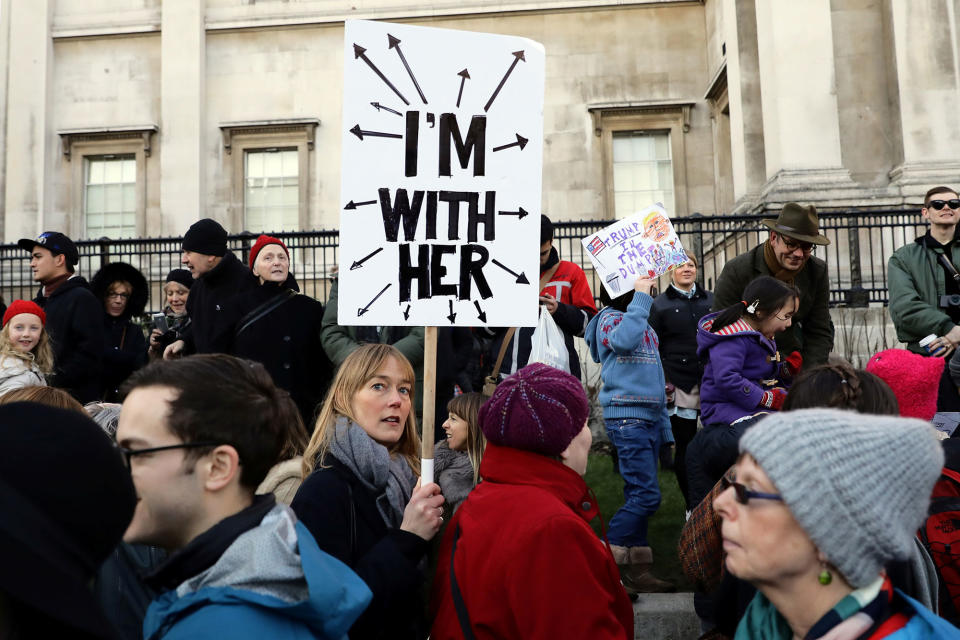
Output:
[529, 307, 570, 373]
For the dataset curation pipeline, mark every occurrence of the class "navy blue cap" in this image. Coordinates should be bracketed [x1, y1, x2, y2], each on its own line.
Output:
[18, 232, 79, 267]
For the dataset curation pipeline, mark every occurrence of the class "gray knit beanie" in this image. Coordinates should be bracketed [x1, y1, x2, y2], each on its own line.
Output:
[739, 408, 943, 588]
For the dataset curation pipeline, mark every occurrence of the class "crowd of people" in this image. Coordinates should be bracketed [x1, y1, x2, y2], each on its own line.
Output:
[3, 193, 960, 639]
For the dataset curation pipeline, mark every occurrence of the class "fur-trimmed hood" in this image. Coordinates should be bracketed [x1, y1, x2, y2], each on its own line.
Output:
[90, 262, 148, 319]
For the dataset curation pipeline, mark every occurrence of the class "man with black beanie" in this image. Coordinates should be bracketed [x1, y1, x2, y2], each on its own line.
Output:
[164, 219, 257, 357]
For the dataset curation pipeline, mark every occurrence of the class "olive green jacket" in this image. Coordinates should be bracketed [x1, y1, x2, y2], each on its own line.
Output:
[712, 243, 834, 366]
[888, 235, 960, 353]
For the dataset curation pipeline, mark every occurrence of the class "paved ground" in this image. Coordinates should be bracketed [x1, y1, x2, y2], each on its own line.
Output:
[634, 592, 702, 640]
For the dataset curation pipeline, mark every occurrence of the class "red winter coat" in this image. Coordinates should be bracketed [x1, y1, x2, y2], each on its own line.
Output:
[430, 443, 634, 640]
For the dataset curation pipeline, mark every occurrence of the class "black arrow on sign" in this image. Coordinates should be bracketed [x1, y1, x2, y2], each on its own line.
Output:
[403, 304, 411, 321]
[358, 283, 392, 317]
[492, 134, 528, 152]
[456, 69, 470, 108]
[447, 299, 457, 324]
[473, 300, 487, 323]
[484, 50, 525, 112]
[350, 124, 402, 141]
[388, 34, 428, 105]
[371, 101, 402, 116]
[498, 207, 529, 219]
[353, 44, 410, 106]
[491, 259, 530, 284]
[350, 247, 383, 270]
[344, 199, 377, 210]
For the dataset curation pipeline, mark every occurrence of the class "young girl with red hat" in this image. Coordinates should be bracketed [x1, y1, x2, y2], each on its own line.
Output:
[0, 300, 53, 395]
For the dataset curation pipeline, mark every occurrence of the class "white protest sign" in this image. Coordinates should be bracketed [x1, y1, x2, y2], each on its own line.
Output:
[338, 20, 544, 327]
[581, 204, 689, 298]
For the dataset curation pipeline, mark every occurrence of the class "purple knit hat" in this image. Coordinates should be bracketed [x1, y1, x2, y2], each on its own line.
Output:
[479, 363, 589, 456]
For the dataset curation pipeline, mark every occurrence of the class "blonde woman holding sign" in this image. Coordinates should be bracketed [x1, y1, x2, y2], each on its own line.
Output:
[292, 343, 443, 640]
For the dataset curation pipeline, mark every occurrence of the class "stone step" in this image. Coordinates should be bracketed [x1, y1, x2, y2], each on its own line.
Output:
[633, 592, 701, 640]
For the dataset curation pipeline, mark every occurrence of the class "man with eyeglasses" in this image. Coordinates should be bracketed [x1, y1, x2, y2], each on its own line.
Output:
[116, 354, 371, 639]
[713, 203, 834, 366]
[17, 231, 105, 402]
[889, 185, 960, 411]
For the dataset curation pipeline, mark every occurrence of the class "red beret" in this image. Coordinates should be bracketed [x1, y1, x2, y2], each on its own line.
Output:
[3, 300, 46, 327]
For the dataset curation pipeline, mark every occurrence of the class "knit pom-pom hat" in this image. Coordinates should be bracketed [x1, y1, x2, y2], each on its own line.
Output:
[478, 363, 589, 457]
[739, 408, 943, 588]
[865, 348, 943, 421]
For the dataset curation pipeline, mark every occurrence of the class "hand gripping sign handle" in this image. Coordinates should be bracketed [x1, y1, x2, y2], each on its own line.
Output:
[420, 326, 438, 485]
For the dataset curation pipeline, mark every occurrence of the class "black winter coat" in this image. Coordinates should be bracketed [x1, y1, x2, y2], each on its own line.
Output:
[101, 316, 148, 401]
[228, 277, 333, 424]
[181, 252, 258, 354]
[649, 285, 714, 392]
[292, 456, 429, 640]
[34, 276, 105, 403]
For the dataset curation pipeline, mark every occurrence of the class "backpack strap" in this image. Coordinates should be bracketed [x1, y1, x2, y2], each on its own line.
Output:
[345, 482, 357, 565]
[449, 524, 477, 640]
[235, 288, 297, 337]
[942, 468, 960, 486]
[928, 497, 960, 516]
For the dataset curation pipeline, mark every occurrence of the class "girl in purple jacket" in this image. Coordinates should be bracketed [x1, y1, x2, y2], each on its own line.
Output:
[684, 275, 802, 509]
[697, 276, 801, 426]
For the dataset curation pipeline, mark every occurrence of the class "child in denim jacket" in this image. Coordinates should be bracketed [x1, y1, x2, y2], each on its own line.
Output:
[585, 275, 675, 594]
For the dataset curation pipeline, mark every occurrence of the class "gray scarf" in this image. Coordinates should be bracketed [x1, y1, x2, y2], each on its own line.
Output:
[328, 417, 416, 529]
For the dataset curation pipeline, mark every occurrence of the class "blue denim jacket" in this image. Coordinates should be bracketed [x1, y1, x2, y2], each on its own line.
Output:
[585, 291, 673, 443]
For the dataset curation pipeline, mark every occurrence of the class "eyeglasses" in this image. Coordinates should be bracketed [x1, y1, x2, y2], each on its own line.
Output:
[721, 476, 783, 505]
[779, 236, 814, 254]
[116, 441, 220, 469]
[928, 199, 960, 211]
[107, 292, 131, 300]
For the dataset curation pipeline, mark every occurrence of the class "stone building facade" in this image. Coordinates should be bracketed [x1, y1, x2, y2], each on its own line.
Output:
[0, 0, 957, 244]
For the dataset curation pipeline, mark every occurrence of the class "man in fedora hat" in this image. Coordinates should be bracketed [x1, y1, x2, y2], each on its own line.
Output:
[713, 203, 834, 366]
[889, 185, 960, 411]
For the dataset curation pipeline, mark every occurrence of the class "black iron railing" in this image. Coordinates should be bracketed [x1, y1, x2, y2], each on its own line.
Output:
[0, 208, 926, 313]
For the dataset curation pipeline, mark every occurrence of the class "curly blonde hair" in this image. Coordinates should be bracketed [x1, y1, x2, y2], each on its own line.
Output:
[0, 319, 54, 375]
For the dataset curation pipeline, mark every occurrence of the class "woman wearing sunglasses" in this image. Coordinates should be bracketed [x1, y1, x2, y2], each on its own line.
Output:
[714, 408, 958, 639]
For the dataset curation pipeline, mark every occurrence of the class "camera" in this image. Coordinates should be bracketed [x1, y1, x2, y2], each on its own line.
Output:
[941, 294, 960, 309]
[151, 312, 169, 333]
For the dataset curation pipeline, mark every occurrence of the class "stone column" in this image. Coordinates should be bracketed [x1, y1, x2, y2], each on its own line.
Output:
[887, 0, 960, 200]
[753, 0, 860, 208]
[159, 2, 205, 235]
[722, 0, 766, 211]
[3, 0, 53, 241]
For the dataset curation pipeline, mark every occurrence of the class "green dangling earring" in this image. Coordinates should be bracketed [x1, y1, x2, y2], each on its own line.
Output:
[818, 566, 832, 586]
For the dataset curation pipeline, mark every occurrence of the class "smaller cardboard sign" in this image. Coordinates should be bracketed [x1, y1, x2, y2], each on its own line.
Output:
[581, 204, 689, 298]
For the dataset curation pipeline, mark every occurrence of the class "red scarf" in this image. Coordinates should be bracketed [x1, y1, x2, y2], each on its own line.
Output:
[42, 273, 71, 297]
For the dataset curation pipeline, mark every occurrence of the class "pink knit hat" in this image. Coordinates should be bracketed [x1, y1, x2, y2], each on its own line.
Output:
[479, 363, 589, 456]
[865, 349, 944, 421]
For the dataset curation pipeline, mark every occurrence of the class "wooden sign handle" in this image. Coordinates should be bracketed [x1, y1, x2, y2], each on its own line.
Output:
[421, 325, 438, 484]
